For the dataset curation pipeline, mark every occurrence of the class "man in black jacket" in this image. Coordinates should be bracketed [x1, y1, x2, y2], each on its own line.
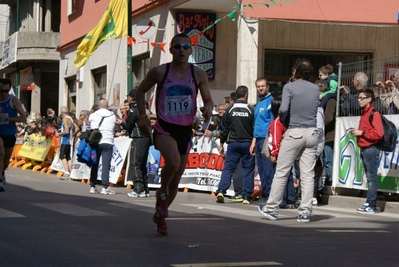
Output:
[216, 86, 255, 204]
[125, 89, 151, 198]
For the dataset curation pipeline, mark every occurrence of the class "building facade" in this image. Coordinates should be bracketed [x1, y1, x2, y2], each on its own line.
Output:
[58, 0, 399, 114]
[0, 0, 60, 115]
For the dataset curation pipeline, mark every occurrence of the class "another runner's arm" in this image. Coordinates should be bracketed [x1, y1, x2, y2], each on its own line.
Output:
[195, 67, 214, 119]
[10, 97, 26, 123]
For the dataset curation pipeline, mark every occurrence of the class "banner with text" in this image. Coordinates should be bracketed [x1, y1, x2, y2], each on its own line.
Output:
[146, 136, 236, 195]
[333, 115, 399, 193]
[51, 137, 131, 184]
[18, 134, 52, 161]
[176, 11, 216, 79]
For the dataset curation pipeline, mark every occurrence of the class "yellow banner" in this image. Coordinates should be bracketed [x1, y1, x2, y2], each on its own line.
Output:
[74, 0, 127, 68]
[18, 134, 52, 161]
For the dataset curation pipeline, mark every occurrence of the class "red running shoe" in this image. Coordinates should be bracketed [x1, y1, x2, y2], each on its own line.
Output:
[156, 189, 169, 218]
[153, 213, 169, 235]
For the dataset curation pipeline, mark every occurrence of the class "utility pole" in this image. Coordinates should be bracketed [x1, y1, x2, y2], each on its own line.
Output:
[127, 0, 132, 94]
[15, 0, 20, 97]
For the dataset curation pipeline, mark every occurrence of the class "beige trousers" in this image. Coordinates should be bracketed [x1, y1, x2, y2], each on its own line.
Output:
[266, 127, 322, 215]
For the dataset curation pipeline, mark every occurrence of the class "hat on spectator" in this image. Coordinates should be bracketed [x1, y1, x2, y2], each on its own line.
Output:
[127, 89, 137, 98]
[148, 113, 157, 119]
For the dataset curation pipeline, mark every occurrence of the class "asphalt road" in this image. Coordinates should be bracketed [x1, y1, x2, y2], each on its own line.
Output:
[1, 167, 399, 267]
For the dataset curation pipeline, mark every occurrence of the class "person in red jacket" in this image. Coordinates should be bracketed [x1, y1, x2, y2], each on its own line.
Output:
[267, 97, 286, 163]
[348, 88, 384, 214]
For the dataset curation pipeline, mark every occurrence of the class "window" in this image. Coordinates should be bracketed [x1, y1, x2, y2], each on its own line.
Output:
[67, 0, 78, 15]
[92, 67, 107, 104]
[66, 77, 77, 111]
[132, 52, 150, 89]
[263, 50, 371, 97]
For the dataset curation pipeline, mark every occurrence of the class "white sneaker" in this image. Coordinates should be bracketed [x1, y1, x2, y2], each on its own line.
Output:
[101, 187, 116, 195]
[312, 197, 318, 207]
[60, 172, 70, 180]
[127, 191, 147, 198]
[89, 187, 98, 194]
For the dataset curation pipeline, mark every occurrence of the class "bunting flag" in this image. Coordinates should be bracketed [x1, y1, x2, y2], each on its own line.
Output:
[74, 0, 128, 68]
[130, 0, 294, 52]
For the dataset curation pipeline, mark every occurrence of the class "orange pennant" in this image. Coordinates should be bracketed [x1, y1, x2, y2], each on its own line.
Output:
[159, 43, 166, 52]
[127, 36, 136, 46]
[190, 35, 197, 46]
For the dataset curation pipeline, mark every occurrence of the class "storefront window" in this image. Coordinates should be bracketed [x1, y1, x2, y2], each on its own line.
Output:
[92, 67, 107, 104]
[66, 77, 76, 111]
[132, 52, 150, 89]
[264, 50, 371, 97]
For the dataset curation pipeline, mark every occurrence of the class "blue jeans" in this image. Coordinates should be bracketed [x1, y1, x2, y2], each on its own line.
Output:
[360, 145, 380, 208]
[255, 138, 274, 199]
[90, 143, 114, 188]
[320, 141, 334, 186]
[217, 141, 255, 199]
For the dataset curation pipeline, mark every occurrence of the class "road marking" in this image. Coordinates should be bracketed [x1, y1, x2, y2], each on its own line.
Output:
[181, 204, 262, 217]
[109, 203, 225, 220]
[0, 208, 25, 218]
[33, 203, 112, 217]
[171, 261, 282, 266]
[168, 217, 224, 221]
[108, 202, 154, 213]
[317, 230, 389, 233]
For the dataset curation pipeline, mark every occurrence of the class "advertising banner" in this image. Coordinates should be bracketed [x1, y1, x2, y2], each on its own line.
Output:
[145, 136, 235, 195]
[176, 11, 216, 79]
[52, 137, 131, 184]
[97, 136, 131, 184]
[18, 134, 52, 161]
[334, 115, 399, 193]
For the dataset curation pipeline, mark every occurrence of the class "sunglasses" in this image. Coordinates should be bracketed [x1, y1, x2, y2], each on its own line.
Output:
[0, 89, 10, 93]
[172, 43, 192, 50]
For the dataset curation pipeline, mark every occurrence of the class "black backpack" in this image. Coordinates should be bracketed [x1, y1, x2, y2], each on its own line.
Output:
[369, 109, 398, 152]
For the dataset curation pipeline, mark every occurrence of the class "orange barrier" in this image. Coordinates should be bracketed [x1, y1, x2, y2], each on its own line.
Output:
[33, 147, 56, 172]
[9, 136, 128, 187]
[9, 144, 23, 167]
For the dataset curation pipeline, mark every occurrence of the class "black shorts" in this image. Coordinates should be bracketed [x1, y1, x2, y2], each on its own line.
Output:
[59, 144, 71, 161]
[0, 134, 17, 148]
[153, 119, 193, 155]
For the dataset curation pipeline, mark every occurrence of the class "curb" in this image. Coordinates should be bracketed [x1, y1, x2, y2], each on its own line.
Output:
[321, 187, 399, 214]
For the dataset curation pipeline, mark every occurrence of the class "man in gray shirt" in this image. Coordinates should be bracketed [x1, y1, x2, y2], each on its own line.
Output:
[258, 58, 322, 223]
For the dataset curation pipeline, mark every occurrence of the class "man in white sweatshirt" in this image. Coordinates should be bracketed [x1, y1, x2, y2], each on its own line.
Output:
[88, 99, 116, 195]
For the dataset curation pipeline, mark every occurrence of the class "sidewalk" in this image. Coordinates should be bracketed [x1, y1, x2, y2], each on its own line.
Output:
[321, 186, 399, 214]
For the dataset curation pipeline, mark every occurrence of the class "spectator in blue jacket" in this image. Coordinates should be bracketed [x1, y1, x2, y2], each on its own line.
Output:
[249, 78, 274, 203]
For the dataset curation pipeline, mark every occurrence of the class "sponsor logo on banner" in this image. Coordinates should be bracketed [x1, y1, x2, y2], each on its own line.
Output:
[335, 115, 399, 193]
[18, 134, 52, 161]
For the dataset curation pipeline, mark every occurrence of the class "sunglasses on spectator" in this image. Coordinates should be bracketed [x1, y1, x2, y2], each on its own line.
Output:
[0, 89, 10, 93]
[172, 43, 192, 50]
